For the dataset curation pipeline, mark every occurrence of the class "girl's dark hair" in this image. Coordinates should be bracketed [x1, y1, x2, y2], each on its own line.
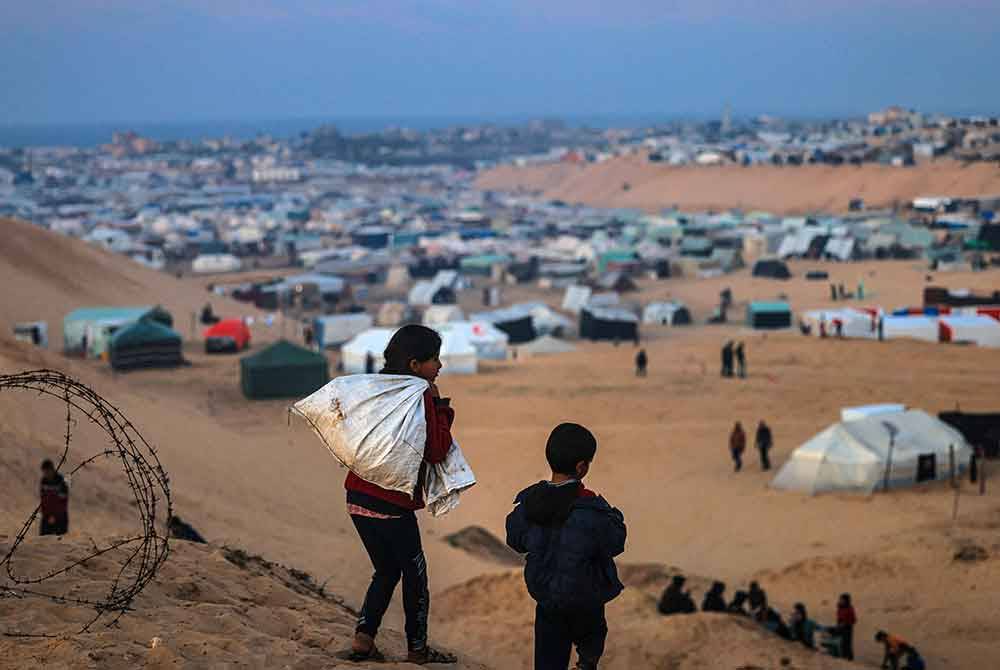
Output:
[382, 324, 442, 375]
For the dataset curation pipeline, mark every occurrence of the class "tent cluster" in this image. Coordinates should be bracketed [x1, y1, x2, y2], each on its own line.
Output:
[801, 306, 1000, 347]
[63, 305, 184, 371]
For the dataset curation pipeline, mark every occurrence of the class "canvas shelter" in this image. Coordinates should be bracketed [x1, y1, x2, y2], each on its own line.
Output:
[469, 306, 536, 344]
[422, 305, 466, 326]
[580, 306, 639, 341]
[314, 313, 374, 349]
[801, 309, 877, 339]
[561, 285, 592, 314]
[882, 315, 938, 343]
[435, 321, 509, 360]
[518, 335, 577, 357]
[342, 327, 481, 374]
[642, 302, 692, 326]
[746, 302, 792, 330]
[63, 305, 173, 356]
[771, 409, 972, 494]
[13, 322, 48, 348]
[938, 314, 1000, 347]
[939, 411, 1000, 458]
[751, 259, 792, 280]
[240, 340, 329, 399]
[204, 319, 251, 353]
[109, 320, 184, 371]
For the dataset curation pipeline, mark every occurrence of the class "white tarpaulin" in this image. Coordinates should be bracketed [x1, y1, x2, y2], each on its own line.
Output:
[771, 409, 971, 495]
[291, 374, 475, 516]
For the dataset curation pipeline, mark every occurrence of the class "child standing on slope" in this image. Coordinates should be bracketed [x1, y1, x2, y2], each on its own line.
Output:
[346, 325, 457, 665]
[505, 423, 627, 670]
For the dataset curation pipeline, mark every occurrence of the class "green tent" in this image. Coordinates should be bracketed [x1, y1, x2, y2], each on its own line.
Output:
[240, 340, 329, 400]
[746, 301, 792, 330]
[63, 305, 173, 355]
[109, 319, 184, 370]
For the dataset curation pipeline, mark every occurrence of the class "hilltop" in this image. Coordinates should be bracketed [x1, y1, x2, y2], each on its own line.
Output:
[476, 156, 1000, 214]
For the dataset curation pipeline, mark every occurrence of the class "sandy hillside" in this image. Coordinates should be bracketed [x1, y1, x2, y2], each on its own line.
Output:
[0, 536, 483, 670]
[476, 156, 1000, 214]
[3, 220, 1000, 669]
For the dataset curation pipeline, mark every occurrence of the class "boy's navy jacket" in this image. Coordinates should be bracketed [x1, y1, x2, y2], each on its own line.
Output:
[505, 481, 626, 609]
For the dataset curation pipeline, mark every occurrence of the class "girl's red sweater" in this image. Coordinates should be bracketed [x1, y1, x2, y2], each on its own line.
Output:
[344, 388, 455, 511]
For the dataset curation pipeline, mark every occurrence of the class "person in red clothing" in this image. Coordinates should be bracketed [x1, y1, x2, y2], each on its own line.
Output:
[39, 460, 69, 536]
[836, 592, 857, 660]
[347, 325, 457, 665]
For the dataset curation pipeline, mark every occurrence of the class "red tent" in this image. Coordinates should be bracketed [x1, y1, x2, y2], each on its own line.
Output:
[204, 319, 251, 353]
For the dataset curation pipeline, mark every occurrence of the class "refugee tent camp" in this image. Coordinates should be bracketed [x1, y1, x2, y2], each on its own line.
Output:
[108, 319, 184, 371]
[771, 409, 972, 494]
[938, 314, 1000, 347]
[642, 301, 692, 326]
[751, 259, 792, 280]
[579, 306, 639, 341]
[314, 313, 374, 349]
[746, 302, 792, 330]
[204, 318, 251, 353]
[240, 340, 329, 399]
[63, 305, 173, 357]
[342, 327, 481, 375]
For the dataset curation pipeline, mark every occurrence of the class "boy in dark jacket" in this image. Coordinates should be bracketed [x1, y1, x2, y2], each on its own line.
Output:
[506, 423, 627, 670]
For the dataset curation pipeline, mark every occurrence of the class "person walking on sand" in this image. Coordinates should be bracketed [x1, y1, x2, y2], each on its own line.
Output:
[755, 421, 773, 471]
[734, 342, 746, 378]
[729, 422, 746, 472]
[635, 349, 648, 377]
[346, 325, 457, 665]
[39, 460, 69, 536]
[721, 341, 734, 378]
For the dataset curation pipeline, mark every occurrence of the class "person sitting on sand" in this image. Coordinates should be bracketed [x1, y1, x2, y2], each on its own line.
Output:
[789, 603, 817, 649]
[755, 596, 791, 640]
[747, 581, 767, 616]
[727, 590, 750, 616]
[506, 423, 627, 670]
[875, 631, 924, 670]
[658, 575, 696, 616]
[701, 581, 727, 613]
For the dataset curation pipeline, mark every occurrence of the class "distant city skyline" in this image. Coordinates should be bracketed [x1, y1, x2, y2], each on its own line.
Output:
[3, 0, 998, 126]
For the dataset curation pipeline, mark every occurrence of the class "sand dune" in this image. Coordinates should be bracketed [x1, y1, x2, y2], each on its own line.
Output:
[2, 220, 1000, 668]
[476, 156, 1000, 214]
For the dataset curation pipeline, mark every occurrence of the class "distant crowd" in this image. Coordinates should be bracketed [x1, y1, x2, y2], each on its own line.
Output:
[659, 576, 925, 669]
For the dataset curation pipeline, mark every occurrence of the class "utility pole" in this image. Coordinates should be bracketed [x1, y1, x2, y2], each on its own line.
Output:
[881, 421, 899, 492]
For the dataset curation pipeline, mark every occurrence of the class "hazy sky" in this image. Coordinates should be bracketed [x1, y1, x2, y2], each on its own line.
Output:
[2, 0, 998, 125]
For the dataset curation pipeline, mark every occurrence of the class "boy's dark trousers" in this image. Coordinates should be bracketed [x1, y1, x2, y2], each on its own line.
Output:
[351, 512, 430, 653]
[534, 603, 607, 670]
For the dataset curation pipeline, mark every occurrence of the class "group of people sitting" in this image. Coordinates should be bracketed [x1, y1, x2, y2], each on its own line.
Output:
[658, 577, 921, 667]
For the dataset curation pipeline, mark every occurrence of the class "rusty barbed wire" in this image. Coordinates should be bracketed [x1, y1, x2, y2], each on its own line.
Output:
[0, 369, 171, 637]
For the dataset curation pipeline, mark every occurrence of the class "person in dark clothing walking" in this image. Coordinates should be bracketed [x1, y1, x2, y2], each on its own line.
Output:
[635, 349, 648, 377]
[658, 575, 696, 616]
[727, 590, 750, 616]
[701, 581, 727, 613]
[346, 326, 457, 665]
[836, 593, 857, 661]
[755, 421, 773, 471]
[39, 460, 69, 536]
[506, 423, 627, 670]
[730, 422, 746, 472]
[734, 342, 746, 378]
[721, 341, 734, 378]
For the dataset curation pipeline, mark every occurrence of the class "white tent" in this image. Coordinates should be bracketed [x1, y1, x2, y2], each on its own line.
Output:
[519, 335, 577, 357]
[341, 327, 479, 375]
[771, 410, 972, 495]
[192, 253, 242, 274]
[801, 309, 878, 339]
[434, 321, 508, 361]
[939, 314, 1000, 348]
[423, 305, 466, 326]
[882, 315, 938, 343]
[314, 313, 374, 349]
[642, 302, 692, 326]
[562, 285, 592, 314]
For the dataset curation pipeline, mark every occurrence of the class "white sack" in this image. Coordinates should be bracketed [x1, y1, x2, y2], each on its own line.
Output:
[424, 442, 477, 517]
[292, 374, 429, 496]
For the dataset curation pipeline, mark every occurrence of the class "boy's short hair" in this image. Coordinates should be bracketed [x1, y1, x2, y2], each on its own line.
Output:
[41, 459, 54, 471]
[545, 423, 597, 475]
